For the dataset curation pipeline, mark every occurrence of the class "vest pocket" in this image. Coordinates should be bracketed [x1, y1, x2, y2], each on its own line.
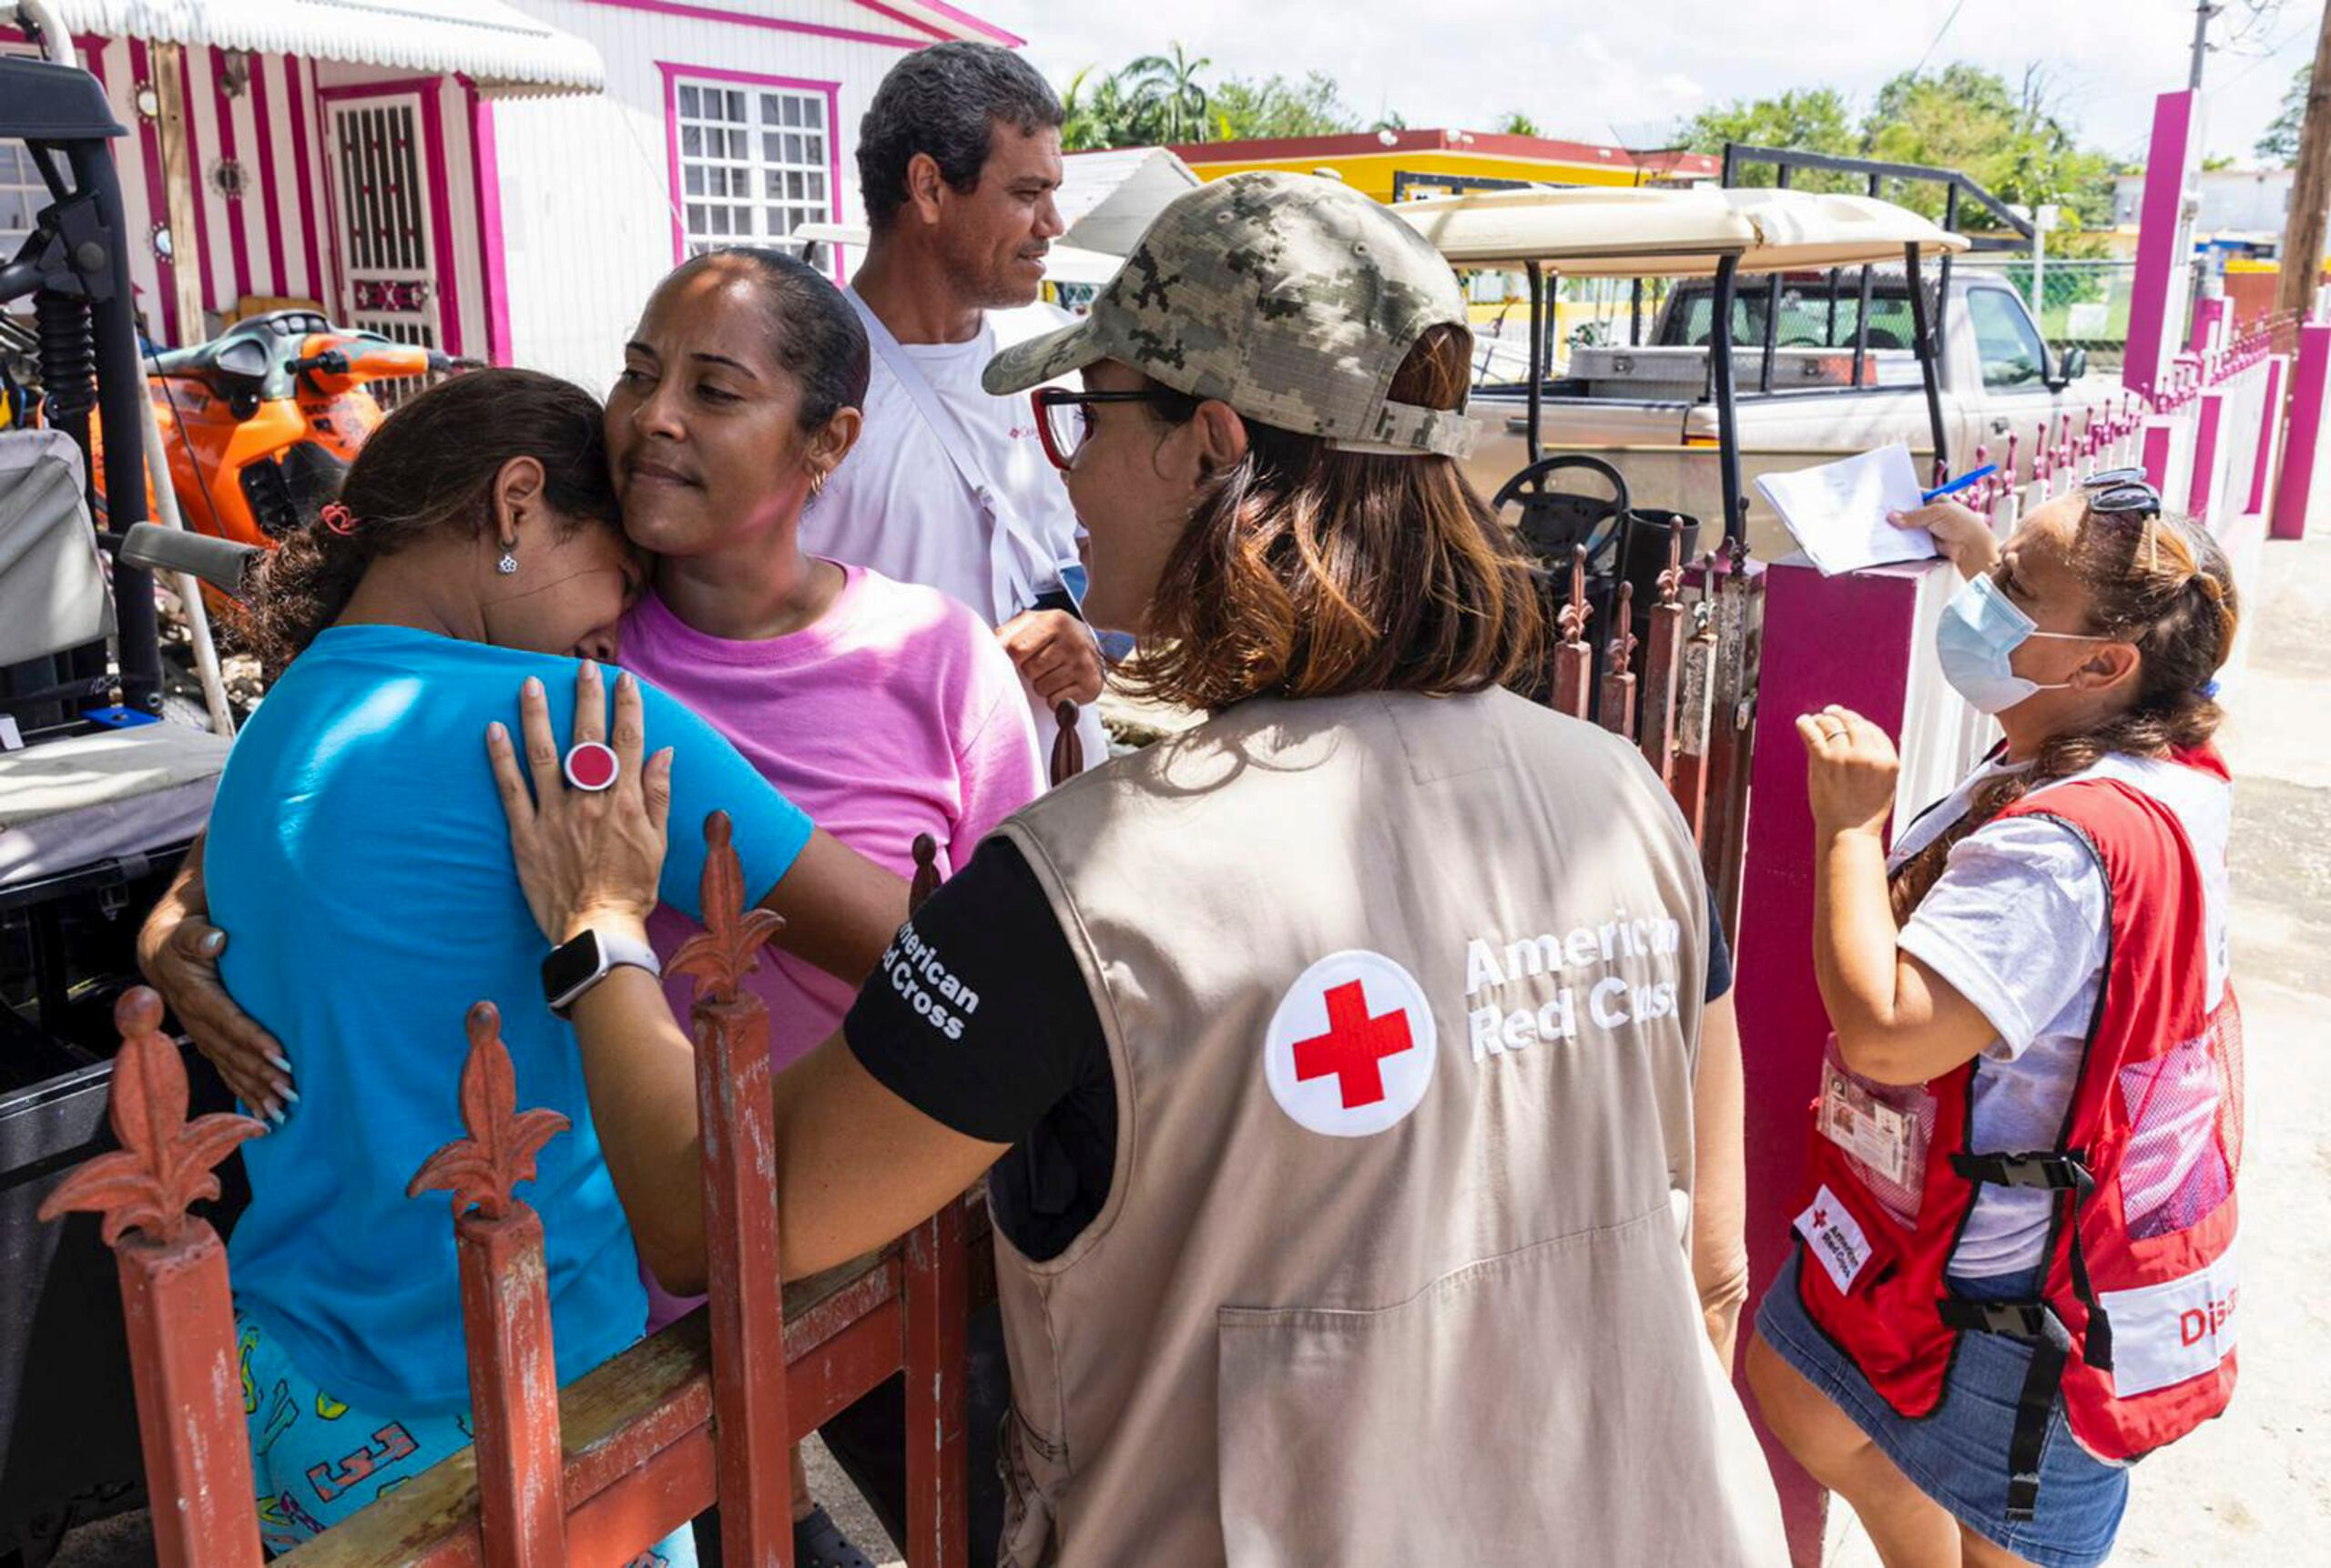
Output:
[1213, 1211, 1781, 1567]
[1815, 1035, 1937, 1229]
[2116, 1000, 2240, 1241]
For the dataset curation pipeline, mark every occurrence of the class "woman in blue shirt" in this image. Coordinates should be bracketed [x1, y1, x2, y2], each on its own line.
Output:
[139, 368, 901, 1557]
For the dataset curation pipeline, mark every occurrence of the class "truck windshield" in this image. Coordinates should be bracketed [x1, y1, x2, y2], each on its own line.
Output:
[1660, 283, 1920, 352]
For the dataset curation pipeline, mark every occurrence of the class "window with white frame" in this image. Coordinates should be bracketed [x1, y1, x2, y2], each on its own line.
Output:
[1, 140, 46, 256]
[672, 78, 833, 263]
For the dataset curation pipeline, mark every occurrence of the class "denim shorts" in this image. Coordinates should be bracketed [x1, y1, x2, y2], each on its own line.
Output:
[1755, 1251, 2130, 1568]
[238, 1308, 696, 1563]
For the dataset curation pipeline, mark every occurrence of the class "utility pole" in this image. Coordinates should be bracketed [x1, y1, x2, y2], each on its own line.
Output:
[2190, 2, 2222, 91]
[2278, 0, 2331, 319]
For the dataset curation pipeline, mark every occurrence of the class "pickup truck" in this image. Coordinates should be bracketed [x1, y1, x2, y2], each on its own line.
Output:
[1458, 270, 2122, 561]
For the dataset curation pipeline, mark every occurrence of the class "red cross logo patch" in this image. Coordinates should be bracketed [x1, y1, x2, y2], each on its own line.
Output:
[1263, 951, 1437, 1137]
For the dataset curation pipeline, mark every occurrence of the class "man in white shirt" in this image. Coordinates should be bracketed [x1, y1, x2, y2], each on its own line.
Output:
[809, 43, 1106, 769]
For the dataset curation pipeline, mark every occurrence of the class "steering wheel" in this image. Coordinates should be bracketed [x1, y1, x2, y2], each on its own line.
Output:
[1492, 453, 1633, 569]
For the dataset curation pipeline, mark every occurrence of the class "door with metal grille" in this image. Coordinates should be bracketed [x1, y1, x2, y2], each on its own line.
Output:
[324, 91, 441, 370]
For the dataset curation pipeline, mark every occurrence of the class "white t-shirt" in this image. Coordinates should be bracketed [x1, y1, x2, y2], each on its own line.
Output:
[1890, 751, 2232, 1278]
[806, 292, 1106, 772]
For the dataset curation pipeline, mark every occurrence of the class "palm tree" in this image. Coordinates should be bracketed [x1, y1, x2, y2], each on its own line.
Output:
[1125, 43, 1212, 146]
[1061, 64, 1140, 151]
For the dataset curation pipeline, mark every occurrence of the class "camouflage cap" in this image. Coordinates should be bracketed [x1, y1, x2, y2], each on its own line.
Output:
[983, 171, 1478, 458]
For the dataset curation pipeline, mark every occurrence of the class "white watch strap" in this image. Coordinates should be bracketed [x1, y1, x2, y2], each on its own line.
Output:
[595, 928, 662, 982]
[552, 927, 663, 1015]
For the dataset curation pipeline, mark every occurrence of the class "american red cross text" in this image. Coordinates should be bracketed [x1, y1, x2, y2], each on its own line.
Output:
[1293, 981, 1415, 1109]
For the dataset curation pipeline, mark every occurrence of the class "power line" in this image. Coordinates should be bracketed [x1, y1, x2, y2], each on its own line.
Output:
[2209, 21, 2310, 93]
[1910, 0, 1970, 78]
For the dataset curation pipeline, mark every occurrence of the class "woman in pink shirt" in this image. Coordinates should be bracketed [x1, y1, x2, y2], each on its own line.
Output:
[610, 248, 1042, 1566]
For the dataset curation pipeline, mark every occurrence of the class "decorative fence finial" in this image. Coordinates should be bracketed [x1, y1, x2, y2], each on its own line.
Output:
[910, 833, 942, 914]
[1557, 544, 1592, 645]
[668, 810, 786, 1005]
[40, 989, 267, 1247]
[1606, 580, 1637, 677]
[407, 1003, 568, 1221]
[1051, 700, 1084, 786]
[1656, 527, 1685, 607]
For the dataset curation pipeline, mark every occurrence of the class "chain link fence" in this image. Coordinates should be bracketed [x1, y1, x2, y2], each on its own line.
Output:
[1951, 256, 2136, 370]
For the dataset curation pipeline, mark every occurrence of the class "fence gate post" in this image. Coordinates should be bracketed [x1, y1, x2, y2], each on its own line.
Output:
[407, 1003, 574, 1568]
[1551, 545, 1593, 719]
[1598, 581, 1638, 741]
[37, 991, 268, 1568]
[1637, 532, 1686, 785]
[901, 1200, 971, 1567]
[1667, 554, 1719, 844]
[668, 812, 796, 1568]
[2274, 321, 2331, 541]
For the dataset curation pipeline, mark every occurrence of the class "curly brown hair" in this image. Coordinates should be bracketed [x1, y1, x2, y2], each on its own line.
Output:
[1888, 504, 2241, 922]
[241, 369, 619, 680]
[1121, 324, 1544, 711]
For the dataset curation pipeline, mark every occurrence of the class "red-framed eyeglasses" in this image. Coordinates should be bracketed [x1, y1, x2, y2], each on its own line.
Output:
[1029, 386, 1186, 472]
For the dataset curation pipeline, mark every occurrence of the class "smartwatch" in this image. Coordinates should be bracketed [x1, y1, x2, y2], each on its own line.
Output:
[541, 928, 662, 1019]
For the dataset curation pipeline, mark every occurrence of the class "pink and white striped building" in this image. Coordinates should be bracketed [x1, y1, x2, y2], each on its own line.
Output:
[3, 1, 1023, 391]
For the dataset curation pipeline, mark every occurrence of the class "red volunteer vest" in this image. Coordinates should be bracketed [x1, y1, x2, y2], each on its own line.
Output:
[1789, 748, 2241, 1520]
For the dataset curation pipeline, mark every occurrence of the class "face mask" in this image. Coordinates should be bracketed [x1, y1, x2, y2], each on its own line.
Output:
[1935, 573, 2104, 715]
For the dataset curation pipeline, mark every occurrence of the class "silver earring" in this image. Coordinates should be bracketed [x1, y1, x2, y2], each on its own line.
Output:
[497, 548, 518, 575]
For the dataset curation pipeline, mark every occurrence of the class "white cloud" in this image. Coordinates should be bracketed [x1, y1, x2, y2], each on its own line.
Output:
[980, 0, 2318, 168]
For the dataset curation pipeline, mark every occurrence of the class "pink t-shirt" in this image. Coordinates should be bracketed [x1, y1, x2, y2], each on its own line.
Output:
[621, 565, 1042, 1327]
[622, 565, 1043, 1067]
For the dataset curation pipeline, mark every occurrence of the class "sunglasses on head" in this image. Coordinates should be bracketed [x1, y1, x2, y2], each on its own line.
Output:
[2078, 468, 2161, 521]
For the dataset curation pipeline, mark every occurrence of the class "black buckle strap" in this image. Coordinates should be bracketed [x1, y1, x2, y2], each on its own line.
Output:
[1936, 1297, 2051, 1338]
[2067, 1222, 2112, 1370]
[1938, 1294, 2074, 1522]
[1949, 1150, 2093, 1191]
[1951, 1149, 2115, 1368]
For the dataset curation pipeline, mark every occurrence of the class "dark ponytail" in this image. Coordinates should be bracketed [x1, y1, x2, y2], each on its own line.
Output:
[242, 368, 619, 679]
[1890, 507, 2241, 921]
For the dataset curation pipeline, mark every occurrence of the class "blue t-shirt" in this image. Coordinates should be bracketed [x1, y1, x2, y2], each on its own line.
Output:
[210, 625, 811, 1412]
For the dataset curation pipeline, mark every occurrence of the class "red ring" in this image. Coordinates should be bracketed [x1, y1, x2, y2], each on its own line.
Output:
[564, 740, 619, 792]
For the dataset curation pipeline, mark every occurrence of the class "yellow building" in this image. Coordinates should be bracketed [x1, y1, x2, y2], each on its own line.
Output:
[1166, 127, 1719, 204]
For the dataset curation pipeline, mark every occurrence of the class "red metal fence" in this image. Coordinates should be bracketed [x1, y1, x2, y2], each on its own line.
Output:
[47, 593, 1753, 1563]
[41, 698, 1107, 1565]
[1550, 536, 1764, 928]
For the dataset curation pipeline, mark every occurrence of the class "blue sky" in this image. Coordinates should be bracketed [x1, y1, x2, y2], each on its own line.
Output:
[983, 0, 2318, 168]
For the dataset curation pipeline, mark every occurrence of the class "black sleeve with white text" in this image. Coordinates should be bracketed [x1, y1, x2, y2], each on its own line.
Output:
[843, 836, 1104, 1145]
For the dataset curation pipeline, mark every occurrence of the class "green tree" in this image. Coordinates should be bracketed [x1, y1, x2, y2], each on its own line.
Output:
[1494, 110, 1541, 137]
[1125, 43, 1212, 145]
[2256, 64, 2309, 164]
[1863, 64, 2113, 229]
[1679, 87, 1858, 188]
[1060, 65, 1139, 152]
[1208, 72, 1359, 140]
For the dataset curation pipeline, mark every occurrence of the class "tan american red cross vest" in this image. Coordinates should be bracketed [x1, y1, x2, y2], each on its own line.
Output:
[988, 688, 1786, 1568]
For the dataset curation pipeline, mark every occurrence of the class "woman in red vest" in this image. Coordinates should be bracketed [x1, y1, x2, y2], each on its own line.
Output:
[1747, 476, 2243, 1568]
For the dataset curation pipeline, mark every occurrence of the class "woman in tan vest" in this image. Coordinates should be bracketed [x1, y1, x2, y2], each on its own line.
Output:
[490, 172, 1786, 1566]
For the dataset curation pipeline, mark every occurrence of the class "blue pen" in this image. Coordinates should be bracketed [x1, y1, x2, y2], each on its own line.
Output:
[1921, 464, 1998, 504]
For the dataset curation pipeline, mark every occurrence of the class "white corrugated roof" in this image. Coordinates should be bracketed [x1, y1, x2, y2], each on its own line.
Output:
[1395, 186, 1970, 278]
[1058, 147, 1199, 258]
[48, 1, 604, 97]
